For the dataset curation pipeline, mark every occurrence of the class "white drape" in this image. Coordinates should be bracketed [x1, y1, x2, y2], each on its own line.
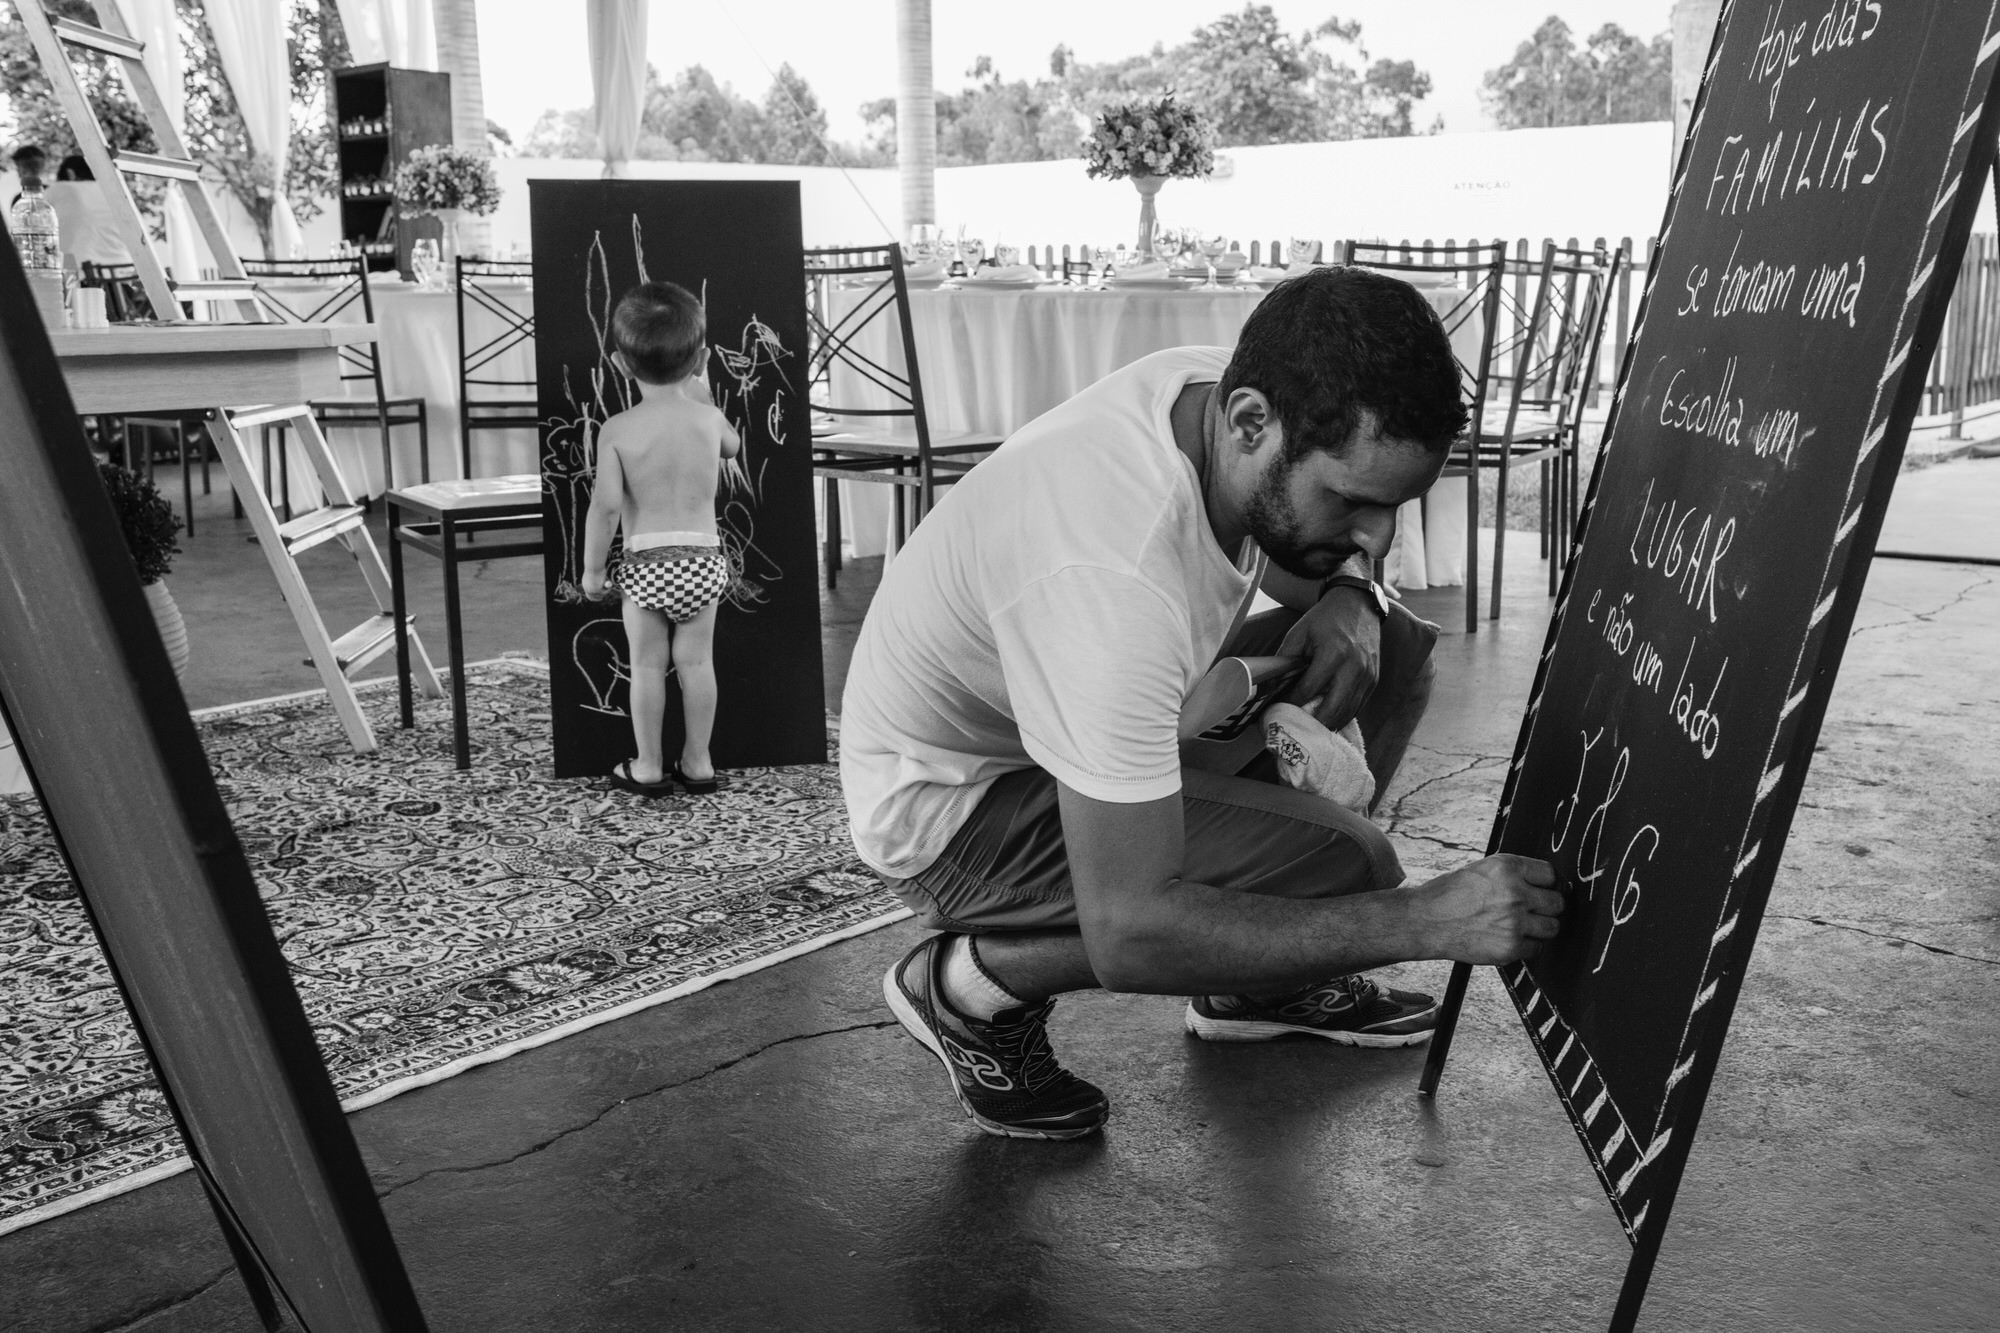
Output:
[333, 0, 436, 69]
[112, 0, 204, 282]
[587, 0, 648, 178]
[203, 0, 302, 257]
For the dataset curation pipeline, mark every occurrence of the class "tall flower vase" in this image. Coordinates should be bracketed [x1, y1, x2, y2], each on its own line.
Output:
[434, 208, 466, 284]
[1130, 174, 1166, 257]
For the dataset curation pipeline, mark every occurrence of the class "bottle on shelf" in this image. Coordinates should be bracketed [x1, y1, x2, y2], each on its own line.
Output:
[9, 181, 66, 326]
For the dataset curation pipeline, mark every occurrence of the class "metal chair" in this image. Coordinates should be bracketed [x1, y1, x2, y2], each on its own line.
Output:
[1338, 240, 1510, 632]
[244, 255, 432, 497]
[81, 260, 211, 530]
[805, 244, 1003, 588]
[1477, 242, 1624, 605]
[454, 257, 537, 480]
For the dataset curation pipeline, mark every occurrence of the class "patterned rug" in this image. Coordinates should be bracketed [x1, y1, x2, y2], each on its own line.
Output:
[0, 659, 903, 1236]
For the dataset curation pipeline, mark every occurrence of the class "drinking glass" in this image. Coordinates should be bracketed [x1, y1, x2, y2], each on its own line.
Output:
[1198, 234, 1229, 289]
[1287, 236, 1319, 269]
[410, 239, 439, 289]
[993, 242, 1020, 269]
[909, 223, 940, 260]
[1091, 245, 1115, 288]
[960, 237, 986, 271]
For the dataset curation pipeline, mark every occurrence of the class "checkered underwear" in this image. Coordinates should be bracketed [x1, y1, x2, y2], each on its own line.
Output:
[610, 545, 731, 622]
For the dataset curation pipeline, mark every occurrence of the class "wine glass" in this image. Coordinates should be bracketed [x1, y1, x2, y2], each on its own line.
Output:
[1198, 233, 1229, 290]
[410, 239, 439, 289]
[959, 237, 987, 271]
[1091, 244, 1115, 288]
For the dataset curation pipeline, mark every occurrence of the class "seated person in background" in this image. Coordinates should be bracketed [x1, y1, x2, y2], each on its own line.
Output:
[840, 267, 1563, 1141]
[46, 155, 132, 267]
[580, 281, 741, 797]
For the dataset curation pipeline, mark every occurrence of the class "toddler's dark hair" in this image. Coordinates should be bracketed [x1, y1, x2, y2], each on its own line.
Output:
[612, 281, 706, 384]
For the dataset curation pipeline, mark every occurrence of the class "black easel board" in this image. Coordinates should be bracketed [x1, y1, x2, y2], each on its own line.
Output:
[531, 180, 825, 779]
[0, 232, 426, 1327]
[1424, 0, 2000, 1318]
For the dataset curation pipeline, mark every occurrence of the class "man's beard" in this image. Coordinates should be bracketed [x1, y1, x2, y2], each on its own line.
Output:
[1241, 452, 1358, 578]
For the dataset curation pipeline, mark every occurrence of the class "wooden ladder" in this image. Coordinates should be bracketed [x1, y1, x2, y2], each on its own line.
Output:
[19, 1, 443, 752]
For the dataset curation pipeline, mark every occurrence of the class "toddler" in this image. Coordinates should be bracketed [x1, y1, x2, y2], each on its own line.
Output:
[581, 281, 741, 795]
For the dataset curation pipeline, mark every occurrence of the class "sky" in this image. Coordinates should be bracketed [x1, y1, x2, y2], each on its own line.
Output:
[475, 0, 1680, 149]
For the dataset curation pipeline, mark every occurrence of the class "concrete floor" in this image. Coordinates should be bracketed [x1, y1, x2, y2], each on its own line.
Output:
[2, 464, 1996, 1332]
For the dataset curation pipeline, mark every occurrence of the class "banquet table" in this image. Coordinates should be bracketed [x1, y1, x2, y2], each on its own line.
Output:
[831, 277, 1478, 590]
[258, 279, 539, 505]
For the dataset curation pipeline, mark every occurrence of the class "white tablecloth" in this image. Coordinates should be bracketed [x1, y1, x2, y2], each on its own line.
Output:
[258, 280, 539, 505]
[833, 280, 1472, 590]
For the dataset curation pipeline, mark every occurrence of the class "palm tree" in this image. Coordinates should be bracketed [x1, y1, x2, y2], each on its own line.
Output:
[896, 0, 934, 233]
[432, 0, 491, 253]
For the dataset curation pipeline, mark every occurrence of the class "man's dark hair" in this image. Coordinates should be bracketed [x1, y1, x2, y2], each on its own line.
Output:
[55, 155, 91, 181]
[612, 280, 706, 384]
[1218, 266, 1469, 461]
[10, 144, 45, 166]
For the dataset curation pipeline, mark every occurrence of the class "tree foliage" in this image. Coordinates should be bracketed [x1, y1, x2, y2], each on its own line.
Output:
[521, 62, 885, 166]
[1480, 16, 1671, 130]
[0, 0, 346, 254]
[862, 5, 1437, 166]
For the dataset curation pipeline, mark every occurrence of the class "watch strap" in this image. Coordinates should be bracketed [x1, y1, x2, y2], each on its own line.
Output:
[1321, 573, 1389, 618]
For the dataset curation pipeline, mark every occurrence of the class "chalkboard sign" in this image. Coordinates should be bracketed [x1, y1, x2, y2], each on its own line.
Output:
[531, 181, 826, 779]
[1424, 4, 2000, 1325]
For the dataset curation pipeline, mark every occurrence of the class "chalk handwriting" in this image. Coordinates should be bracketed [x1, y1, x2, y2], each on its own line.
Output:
[1749, 1, 1884, 122]
[1706, 96, 1890, 215]
[1667, 638, 1728, 760]
[1548, 727, 1660, 974]
[1627, 479, 1737, 623]
[1658, 359, 1745, 446]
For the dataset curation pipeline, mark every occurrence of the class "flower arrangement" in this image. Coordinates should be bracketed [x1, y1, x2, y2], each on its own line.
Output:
[393, 145, 502, 216]
[96, 461, 180, 585]
[1082, 94, 1215, 181]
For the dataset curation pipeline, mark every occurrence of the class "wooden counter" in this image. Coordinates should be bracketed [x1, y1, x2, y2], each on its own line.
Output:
[51, 323, 378, 414]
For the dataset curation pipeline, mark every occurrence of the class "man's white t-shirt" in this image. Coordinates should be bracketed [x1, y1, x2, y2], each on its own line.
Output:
[839, 346, 1266, 880]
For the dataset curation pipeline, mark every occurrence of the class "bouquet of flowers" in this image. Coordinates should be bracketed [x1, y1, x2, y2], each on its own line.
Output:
[393, 145, 502, 216]
[1082, 94, 1215, 181]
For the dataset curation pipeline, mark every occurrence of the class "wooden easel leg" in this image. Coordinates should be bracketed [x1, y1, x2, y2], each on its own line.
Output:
[1417, 960, 1475, 1095]
[1608, 1227, 1665, 1333]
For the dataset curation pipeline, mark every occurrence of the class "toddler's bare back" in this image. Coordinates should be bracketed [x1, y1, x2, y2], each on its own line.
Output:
[601, 390, 728, 536]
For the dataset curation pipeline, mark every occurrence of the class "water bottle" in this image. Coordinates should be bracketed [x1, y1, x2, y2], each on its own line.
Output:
[11, 182, 66, 326]
[10, 182, 60, 270]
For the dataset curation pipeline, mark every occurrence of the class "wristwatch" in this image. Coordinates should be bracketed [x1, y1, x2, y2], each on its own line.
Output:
[1320, 573, 1389, 619]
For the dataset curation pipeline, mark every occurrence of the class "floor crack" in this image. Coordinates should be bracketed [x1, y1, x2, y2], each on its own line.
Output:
[376, 1020, 896, 1200]
[1850, 572, 1995, 638]
[1382, 755, 1503, 833]
[89, 1268, 236, 1332]
[1767, 913, 2000, 965]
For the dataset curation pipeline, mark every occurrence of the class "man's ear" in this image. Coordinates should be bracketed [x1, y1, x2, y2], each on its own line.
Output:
[1221, 387, 1276, 455]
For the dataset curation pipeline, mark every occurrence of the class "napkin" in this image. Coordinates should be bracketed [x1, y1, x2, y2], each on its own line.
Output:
[1263, 704, 1373, 813]
[904, 258, 948, 282]
[1244, 265, 1289, 282]
[1112, 258, 1170, 281]
[963, 263, 1042, 283]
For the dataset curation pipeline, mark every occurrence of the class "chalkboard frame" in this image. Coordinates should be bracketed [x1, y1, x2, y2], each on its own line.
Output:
[1419, 4, 2000, 1329]
[0, 232, 428, 1328]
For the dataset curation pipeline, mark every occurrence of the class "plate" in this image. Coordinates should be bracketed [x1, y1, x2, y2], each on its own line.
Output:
[955, 277, 1044, 290]
[1106, 277, 1196, 290]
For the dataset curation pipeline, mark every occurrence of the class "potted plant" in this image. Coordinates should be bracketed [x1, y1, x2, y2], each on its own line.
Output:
[1082, 94, 1216, 257]
[393, 145, 503, 276]
[97, 461, 188, 680]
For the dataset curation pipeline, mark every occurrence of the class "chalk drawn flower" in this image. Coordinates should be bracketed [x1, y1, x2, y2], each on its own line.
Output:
[96, 1087, 170, 1135]
[504, 961, 590, 995]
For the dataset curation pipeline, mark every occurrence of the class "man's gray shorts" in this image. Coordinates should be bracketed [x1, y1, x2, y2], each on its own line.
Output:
[880, 603, 1434, 934]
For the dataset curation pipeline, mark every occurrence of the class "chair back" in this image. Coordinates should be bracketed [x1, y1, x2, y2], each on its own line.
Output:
[1485, 242, 1623, 449]
[79, 259, 141, 322]
[1338, 240, 1510, 459]
[241, 255, 383, 403]
[454, 257, 537, 406]
[803, 243, 936, 464]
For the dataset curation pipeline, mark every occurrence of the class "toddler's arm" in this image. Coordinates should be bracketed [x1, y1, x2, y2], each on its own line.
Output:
[581, 429, 625, 599]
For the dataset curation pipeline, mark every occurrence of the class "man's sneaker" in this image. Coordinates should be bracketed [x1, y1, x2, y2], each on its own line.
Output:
[882, 936, 1109, 1140]
[1183, 974, 1439, 1048]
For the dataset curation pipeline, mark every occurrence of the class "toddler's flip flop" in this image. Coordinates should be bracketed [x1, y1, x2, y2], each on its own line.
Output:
[608, 760, 675, 798]
[670, 762, 729, 795]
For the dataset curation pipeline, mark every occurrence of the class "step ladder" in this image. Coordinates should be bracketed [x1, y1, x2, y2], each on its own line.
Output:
[18, 1, 443, 753]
